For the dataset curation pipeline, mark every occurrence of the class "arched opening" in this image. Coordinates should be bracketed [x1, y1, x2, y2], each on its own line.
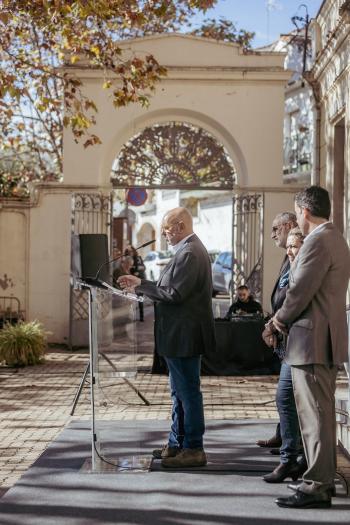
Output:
[111, 121, 237, 189]
[108, 121, 263, 308]
[110, 122, 238, 285]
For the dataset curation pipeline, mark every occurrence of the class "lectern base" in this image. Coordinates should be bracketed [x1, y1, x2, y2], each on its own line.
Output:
[81, 455, 152, 473]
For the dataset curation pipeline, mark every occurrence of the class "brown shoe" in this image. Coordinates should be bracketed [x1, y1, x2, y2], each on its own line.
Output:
[263, 461, 300, 483]
[152, 445, 180, 460]
[161, 448, 207, 468]
[256, 435, 282, 448]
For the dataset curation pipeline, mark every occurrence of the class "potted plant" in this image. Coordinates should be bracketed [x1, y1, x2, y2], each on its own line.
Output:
[0, 320, 48, 367]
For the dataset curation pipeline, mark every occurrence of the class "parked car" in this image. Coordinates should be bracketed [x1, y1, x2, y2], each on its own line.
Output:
[208, 249, 220, 268]
[212, 251, 245, 296]
[143, 250, 173, 281]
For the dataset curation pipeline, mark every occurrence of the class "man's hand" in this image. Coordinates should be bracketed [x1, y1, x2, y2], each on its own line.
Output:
[117, 274, 141, 292]
[272, 315, 288, 334]
[262, 321, 277, 348]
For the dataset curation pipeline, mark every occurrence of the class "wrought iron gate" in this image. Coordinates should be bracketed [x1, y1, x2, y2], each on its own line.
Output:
[69, 193, 111, 348]
[232, 193, 264, 301]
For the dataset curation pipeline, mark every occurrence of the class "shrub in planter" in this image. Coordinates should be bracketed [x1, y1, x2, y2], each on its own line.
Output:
[0, 320, 48, 367]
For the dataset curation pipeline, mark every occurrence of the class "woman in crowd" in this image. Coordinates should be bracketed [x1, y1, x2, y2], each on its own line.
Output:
[263, 227, 307, 483]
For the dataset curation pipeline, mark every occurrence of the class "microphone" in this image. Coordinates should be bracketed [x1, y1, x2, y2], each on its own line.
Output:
[93, 239, 155, 281]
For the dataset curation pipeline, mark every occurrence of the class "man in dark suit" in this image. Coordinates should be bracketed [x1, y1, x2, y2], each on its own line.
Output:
[257, 212, 297, 449]
[273, 186, 350, 508]
[118, 207, 215, 468]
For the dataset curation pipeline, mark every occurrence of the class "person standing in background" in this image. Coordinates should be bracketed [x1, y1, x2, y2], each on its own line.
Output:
[257, 212, 297, 450]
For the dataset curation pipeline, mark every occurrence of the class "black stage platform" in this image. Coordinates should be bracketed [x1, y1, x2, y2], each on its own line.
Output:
[0, 420, 348, 525]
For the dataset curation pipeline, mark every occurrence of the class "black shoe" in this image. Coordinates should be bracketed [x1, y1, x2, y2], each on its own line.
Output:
[288, 482, 336, 497]
[263, 462, 300, 483]
[256, 436, 282, 448]
[275, 490, 331, 509]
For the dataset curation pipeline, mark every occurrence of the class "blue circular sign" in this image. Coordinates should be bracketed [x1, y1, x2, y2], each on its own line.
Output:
[126, 188, 148, 206]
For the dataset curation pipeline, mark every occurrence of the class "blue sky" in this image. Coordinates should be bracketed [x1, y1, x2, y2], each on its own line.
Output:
[191, 0, 322, 47]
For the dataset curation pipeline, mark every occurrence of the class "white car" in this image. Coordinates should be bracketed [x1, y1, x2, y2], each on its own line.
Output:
[143, 250, 173, 281]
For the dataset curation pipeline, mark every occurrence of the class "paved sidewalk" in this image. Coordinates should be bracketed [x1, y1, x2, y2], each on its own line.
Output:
[0, 350, 279, 495]
[0, 306, 349, 497]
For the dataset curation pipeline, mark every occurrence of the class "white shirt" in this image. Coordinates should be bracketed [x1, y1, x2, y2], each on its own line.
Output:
[171, 233, 195, 254]
[305, 221, 330, 242]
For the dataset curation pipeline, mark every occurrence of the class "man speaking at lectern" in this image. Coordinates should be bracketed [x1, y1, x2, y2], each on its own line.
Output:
[118, 207, 215, 468]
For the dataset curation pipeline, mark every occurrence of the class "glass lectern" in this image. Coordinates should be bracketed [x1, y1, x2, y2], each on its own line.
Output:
[79, 279, 152, 473]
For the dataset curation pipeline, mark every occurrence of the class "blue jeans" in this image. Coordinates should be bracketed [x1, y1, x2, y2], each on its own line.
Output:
[276, 362, 302, 464]
[165, 356, 205, 449]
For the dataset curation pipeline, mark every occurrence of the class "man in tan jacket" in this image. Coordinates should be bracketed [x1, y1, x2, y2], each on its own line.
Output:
[273, 186, 350, 509]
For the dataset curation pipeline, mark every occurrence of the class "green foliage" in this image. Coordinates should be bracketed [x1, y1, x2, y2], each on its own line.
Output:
[0, 0, 216, 197]
[0, 173, 29, 198]
[0, 320, 48, 367]
[192, 18, 255, 48]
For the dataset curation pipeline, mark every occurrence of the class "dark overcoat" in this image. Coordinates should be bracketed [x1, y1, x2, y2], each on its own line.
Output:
[136, 234, 216, 358]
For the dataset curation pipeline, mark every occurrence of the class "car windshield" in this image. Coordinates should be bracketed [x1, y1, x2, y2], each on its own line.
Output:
[225, 254, 232, 267]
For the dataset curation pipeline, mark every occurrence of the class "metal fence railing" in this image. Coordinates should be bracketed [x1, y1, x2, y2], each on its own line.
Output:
[0, 296, 24, 329]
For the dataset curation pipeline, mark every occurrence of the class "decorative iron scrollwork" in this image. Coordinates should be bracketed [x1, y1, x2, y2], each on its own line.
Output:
[73, 193, 110, 213]
[111, 122, 236, 189]
[234, 194, 263, 214]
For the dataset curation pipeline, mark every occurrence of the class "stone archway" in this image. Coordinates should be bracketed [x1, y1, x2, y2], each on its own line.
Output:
[28, 33, 293, 343]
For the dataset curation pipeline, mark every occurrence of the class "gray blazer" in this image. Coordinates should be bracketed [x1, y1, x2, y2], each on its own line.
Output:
[276, 223, 350, 366]
[136, 234, 216, 358]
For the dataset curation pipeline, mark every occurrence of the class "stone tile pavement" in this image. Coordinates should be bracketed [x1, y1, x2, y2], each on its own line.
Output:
[0, 347, 278, 496]
[0, 306, 349, 497]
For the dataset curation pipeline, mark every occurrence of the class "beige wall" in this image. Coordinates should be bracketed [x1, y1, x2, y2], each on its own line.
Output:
[27, 189, 72, 342]
[0, 207, 28, 314]
[64, 80, 288, 191]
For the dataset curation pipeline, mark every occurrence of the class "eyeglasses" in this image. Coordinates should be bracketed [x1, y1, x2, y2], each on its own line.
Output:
[271, 224, 283, 233]
[161, 220, 181, 235]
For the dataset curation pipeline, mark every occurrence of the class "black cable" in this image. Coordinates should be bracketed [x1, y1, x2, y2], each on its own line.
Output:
[93, 441, 147, 470]
[93, 441, 120, 467]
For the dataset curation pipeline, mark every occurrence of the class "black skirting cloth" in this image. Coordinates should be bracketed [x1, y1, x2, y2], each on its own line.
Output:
[152, 317, 280, 376]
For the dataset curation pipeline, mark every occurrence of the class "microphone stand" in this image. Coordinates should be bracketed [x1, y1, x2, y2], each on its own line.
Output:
[70, 240, 155, 415]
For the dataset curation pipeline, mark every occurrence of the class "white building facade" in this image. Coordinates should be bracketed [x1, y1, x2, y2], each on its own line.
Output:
[307, 0, 350, 453]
